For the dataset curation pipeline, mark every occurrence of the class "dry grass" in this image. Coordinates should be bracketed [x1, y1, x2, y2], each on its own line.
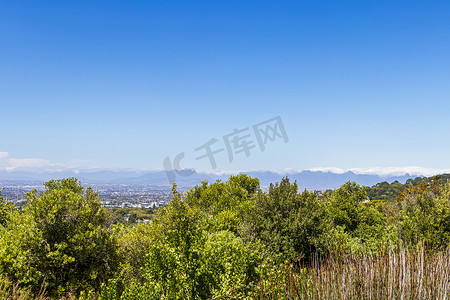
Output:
[253, 246, 450, 299]
[0, 279, 46, 300]
[0, 279, 77, 300]
[3, 246, 450, 299]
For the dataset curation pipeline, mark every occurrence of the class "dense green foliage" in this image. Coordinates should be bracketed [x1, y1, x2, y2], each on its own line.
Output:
[0, 178, 119, 296]
[395, 180, 450, 248]
[1, 174, 450, 299]
[251, 178, 327, 261]
[365, 174, 450, 202]
[0, 189, 14, 227]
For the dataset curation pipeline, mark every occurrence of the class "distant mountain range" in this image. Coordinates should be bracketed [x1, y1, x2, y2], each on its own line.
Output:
[0, 169, 424, 190]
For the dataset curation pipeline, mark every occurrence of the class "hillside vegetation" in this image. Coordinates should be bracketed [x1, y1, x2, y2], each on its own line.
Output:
[0, 175, 450, 299]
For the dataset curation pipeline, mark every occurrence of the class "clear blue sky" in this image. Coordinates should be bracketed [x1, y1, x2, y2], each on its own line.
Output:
[1, 0, 450, 173]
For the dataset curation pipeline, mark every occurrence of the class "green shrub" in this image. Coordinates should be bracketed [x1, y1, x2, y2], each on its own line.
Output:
[251, 177, 328, 262]
[0, 178, 119, 296]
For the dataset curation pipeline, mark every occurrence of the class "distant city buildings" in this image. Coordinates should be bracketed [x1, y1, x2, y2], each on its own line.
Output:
[1, 181, 173, 209]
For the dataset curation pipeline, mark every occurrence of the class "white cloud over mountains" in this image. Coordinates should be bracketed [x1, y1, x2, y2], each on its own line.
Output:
[308, 166, 450, 177]
[1, 150, 450, 178]
[188, 166, 450, 178]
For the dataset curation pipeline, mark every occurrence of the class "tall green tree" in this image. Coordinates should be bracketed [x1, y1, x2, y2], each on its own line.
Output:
[0, 178, 119, 296]
[326, 182, 388, 252]
[185, 174, 259, 234]
[112, 184, 261, 300]
[251, 177, 327, 261]
[396, 181, 450, 248]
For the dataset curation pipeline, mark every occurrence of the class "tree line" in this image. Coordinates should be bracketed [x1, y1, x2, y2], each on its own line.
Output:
[0, 174, 450, 299]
